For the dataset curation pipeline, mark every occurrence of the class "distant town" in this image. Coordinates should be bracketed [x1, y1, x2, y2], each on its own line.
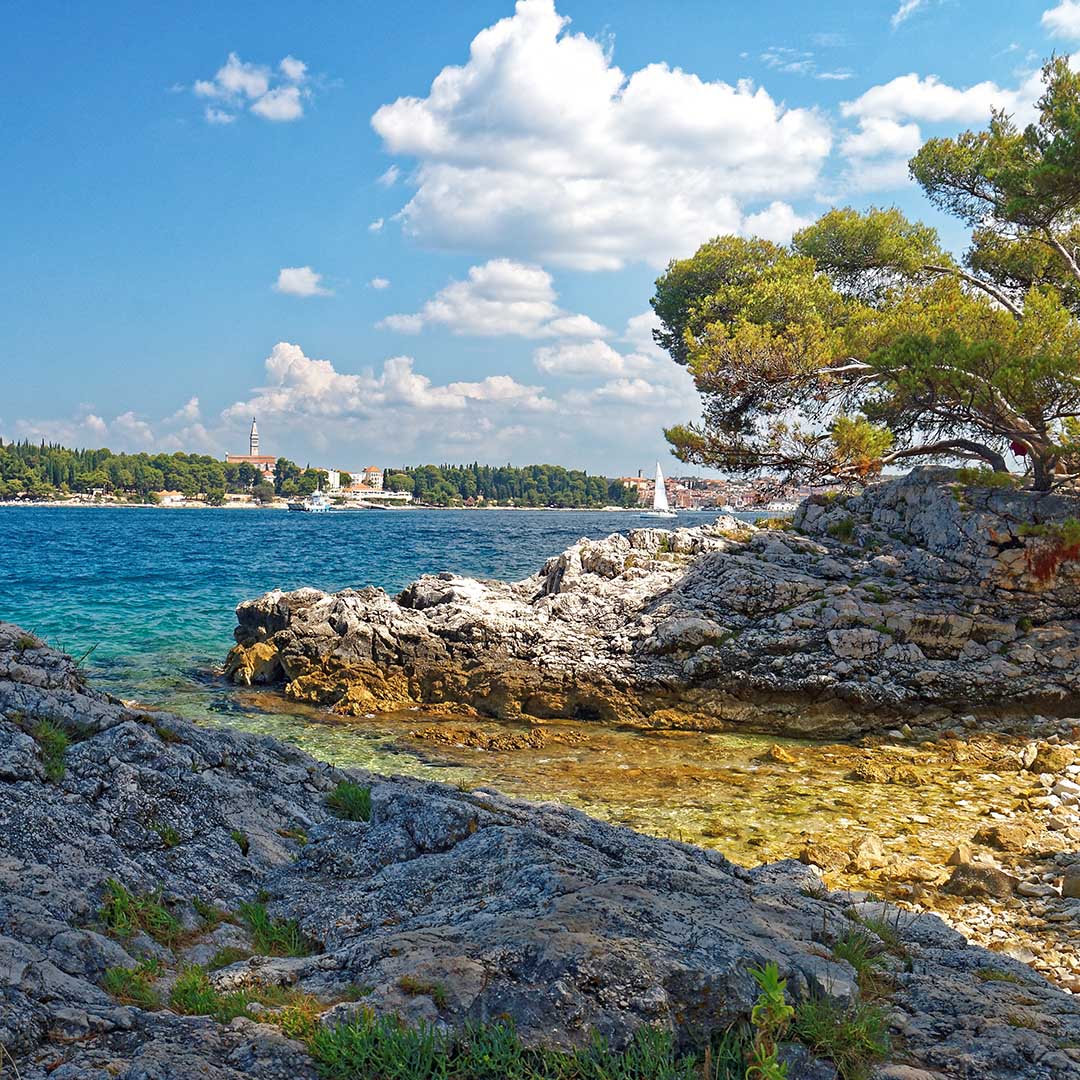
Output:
[0, 418, 808, 510]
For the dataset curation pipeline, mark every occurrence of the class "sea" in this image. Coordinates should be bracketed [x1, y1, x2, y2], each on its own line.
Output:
[0, 504, 995, 866]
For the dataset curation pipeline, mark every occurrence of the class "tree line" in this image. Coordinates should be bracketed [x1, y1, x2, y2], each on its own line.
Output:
[382, 463, 638, 507]
[0, 441, 639, 507]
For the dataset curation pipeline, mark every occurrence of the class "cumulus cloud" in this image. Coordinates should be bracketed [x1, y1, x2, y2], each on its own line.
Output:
[378, 259, 609, 338]
[841, 70, 1043, 125]
[274, 266, 332, 297]
[370, 0, 829, 269]
[223, 342, 554, 423]
[369, 277, 391, 289]
[191, 51, 312, 124]
[368, 218, 384, 232]
[1043, 1, 1080, 38]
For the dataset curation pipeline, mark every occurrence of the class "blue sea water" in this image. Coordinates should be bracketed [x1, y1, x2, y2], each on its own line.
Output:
[0, 505, 742, 707]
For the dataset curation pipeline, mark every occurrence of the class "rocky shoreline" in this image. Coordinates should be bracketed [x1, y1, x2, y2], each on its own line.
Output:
[5, 622, 1080, 1078]
[225, 467, 1080, 736]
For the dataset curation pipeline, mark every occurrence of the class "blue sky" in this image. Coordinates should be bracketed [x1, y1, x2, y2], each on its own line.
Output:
[3, 0, 1078, 474]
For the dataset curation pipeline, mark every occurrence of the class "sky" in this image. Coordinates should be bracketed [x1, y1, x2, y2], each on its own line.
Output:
[3, 0, 1079, 475]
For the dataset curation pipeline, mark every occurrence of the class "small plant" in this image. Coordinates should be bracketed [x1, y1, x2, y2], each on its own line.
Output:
[827, 516, 856, 543]
[14, 633, 39, 652]
[1019, 518, 1080, 582]
[397, 974, 449, 1009]
[854, 911, 909, 962]
[277, 826, 308, 845]
[759, 516, 794, 531]
[152, 821, 181, 848]
[192, 895, 224, 928]
[33, 719, 70, 782]
[1016, 615, 1033, 634]
[99, 879, 180, 946]
[794, 996, 890, 1080]
[169, 966, 221, 1016]
[976, 967, 1023, 984]
[102, 957, 163, 1009]
[326, 780, 372, 822]
[746, 962, 794, 1080]
[953, 467, 1019, 489]
[230, 828, 250, 855]
[237, 901, 315, 957]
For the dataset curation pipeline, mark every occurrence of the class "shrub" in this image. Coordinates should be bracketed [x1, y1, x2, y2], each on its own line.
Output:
[326, 781, 372, 823]
[99, 879, 180, 945]
[826, 515, 856, 543]
[953, 467, 1019, 489]
[237, 901, 315, 957]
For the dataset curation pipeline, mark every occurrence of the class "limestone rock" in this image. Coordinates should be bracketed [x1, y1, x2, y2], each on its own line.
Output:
[225, 468, 1080, 737]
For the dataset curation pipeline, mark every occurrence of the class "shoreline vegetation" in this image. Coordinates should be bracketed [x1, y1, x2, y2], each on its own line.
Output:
[0, 498, 664, 512]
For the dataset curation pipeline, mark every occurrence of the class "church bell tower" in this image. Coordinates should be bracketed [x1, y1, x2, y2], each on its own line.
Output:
[249, 418, 259, 456]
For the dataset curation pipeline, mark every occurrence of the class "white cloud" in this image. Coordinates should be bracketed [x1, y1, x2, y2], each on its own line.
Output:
[368, 218, 384, 232]
[195, 53, 270, 100]
[841, 70, 1043, 124]
[280, 55, 308, 82]
[534, 339, 633, 376]
[1043, 1, 1080, 38]
[191, 52, 312, 124]
[369, 277, 391, 289]
[841, 117, 922, 158]
[378, 258, 609, 338]
[223, 342, 554, 422]
[377, 165, 400, 187]
[251, 85, 304, 122]
[274, 266, 332, 297]
[743, 201, 813, 243]
[168, 397, 201, 424]
[891, 0, 929, 29]
[370, 0, 830, 269]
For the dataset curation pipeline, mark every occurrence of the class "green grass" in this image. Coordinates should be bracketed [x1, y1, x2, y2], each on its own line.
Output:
[833, 930, 882, 981]
[33, 720, 70, 782]
[102, 957, 163, 1009]
[953, 467, 1019, 489]
[152, 821, 182, 848]
[169, 965, 325, 1035]
[230, 828, 250, 855]
[853, 912, 909, 963]
[308, 1015, 746, 1080]
[277, 826, 309, 845]
[99, 879, 181, 946]
[237, 900, 316, 957]
[793, 996, 890, 1080]
[326, 780, 372, 822]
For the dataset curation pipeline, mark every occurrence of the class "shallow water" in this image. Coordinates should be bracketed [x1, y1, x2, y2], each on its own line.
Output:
[0, 505, 1022, 875]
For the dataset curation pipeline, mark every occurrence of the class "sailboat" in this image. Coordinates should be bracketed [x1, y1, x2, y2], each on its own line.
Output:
[641, 462, 678, 518]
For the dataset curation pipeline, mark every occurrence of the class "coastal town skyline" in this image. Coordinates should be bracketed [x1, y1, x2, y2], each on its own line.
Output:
[5, 0, 1080, 474]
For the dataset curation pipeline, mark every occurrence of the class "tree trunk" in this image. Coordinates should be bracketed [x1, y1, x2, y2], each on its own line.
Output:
[1033, 453, 1058, 492]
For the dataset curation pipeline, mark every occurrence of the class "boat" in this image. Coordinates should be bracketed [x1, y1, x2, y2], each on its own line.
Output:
[641, 462, 678, 518]
[287, 489, 331, 513]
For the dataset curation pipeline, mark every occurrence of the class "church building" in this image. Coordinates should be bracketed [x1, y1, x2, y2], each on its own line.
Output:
[225, 418, 277, 477]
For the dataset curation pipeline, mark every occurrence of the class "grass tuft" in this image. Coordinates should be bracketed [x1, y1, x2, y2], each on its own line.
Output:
[102, 957, 163, 1009]
[152, 821, 182, 848]
[794, 995, 890, 1080]
[976, 967, 1023, 984]
[326, 780, 372, 822]
[397, 975, 449, 1009]
[230, 828, 250, 855]
[99, 879, 180, 945]
[237, 900, 316, 957]
[33, 720, 70, 782]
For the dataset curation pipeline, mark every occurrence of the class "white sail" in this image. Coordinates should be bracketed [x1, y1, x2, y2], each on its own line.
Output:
[653, 462, 670, 512]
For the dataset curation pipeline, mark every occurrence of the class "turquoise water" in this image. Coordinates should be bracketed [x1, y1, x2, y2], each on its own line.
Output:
[0, 505, 735, 709]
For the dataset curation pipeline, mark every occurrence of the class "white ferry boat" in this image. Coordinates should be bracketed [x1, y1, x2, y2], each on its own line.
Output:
[287, 490, 331, 513]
